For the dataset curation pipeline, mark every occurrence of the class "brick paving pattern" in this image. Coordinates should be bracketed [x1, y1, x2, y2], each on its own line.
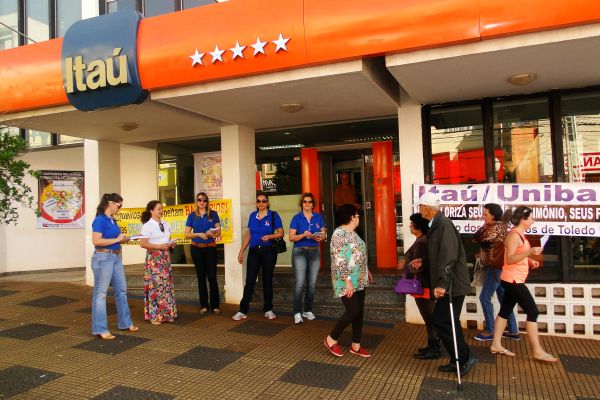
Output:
[0, 280, 599, 399]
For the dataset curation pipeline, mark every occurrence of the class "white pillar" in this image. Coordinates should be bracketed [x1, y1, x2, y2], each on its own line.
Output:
[398, 88, 425, 324]
[221, 125, 256, 304]
[84, 139, 121, 286]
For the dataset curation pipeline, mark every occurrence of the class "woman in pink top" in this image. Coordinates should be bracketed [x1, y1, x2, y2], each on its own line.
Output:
[489, 206, 558, 363]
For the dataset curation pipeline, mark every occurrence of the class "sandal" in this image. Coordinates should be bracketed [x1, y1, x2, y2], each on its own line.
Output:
[199, 308, 208, 315]
[150, 320, 161, 325]
[534, 353, 559, 363]
[490, 348, 516, 357]
[97, 332, 116, 340]
[213, 308, 221, 315]
[121, 325, 139, 332]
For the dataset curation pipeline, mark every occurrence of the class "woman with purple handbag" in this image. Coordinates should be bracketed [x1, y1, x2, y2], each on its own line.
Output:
[397, 213, 440, 360]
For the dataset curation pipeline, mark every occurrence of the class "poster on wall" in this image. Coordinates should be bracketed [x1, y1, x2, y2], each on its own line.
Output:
[37, 170, 85, 229]
[414, 183, 600, 237]
[194, 151, 222, 200]
[115, 199, 233, 245]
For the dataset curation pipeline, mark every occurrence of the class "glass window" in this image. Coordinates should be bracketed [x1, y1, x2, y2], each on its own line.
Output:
[144, 0, 176, 17]
[107, 0, 141, 14]
[430, 105, 485, 184]
[183, 0, 216, 9]
[562, 91, 600, 277]
[25, 0, 49, 44]
[56, 0, 82, 37]
[0, 1, 19, 49]
[27, 130, 52, 148]
[58, 135, 83, 145]
[493, 98, 553, 183]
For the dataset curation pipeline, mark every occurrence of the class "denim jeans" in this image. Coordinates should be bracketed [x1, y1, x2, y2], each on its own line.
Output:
[291, 247, 320, 314]
[239, 246, 276, 314]
[191, 246, 220, 309]
[91, 252, 133, 335]
[480, 268, 518, 333]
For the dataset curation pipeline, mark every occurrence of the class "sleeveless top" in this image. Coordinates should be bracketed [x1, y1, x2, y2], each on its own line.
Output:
[500, 229, 530, 284]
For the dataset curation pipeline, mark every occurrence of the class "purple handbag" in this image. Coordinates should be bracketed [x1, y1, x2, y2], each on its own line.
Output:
[394, 273, 424, 295]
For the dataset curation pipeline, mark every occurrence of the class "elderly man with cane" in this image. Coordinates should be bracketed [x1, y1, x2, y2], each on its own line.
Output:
[417, 192, 477, 379]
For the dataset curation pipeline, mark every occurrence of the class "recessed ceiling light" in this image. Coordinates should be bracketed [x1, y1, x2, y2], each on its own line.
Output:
[259, 144, 304, 150]
[507, 73, 537, 86]
[283, 132, 291, 135]
[119, 122, 138, 131]
[280, 103, 303, 113]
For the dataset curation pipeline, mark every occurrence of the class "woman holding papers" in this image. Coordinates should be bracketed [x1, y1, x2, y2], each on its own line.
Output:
[184, 192, 222, 315]
[140, 200, 178, 325]
[489, 206, 558, 363]
[288, 192, 326, 324]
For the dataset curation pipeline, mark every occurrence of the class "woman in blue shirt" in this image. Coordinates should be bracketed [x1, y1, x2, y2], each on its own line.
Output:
[289, 192, 326, 324]
[184, 192, 221, 315]
[91, 193, 138, 339]
[232, 192, 284, 321]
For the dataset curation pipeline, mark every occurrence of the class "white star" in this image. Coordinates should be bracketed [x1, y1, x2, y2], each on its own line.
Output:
[230, 41, 246, 60]
[250, 37, 267, 56]
[272, 33, 290, 52]
[209, 45, 225, 63]
[189, 49, 204, 66]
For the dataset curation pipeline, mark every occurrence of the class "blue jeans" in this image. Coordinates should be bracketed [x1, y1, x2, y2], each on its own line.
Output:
[292, 247, 320, 314]
[91, 252, 133, 335]
[480, 268, 518, 333]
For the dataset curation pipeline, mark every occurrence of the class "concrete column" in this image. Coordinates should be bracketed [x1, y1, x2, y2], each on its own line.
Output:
[221, 125, 256, 304]
[84, 139, 121, 286]
[397, 88, 425, 324]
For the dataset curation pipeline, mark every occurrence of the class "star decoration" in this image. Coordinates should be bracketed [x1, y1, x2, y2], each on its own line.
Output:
[189, 49, 204, 66]
[272, 33, 289, 52]
[230, 41, 246, 60]
[250, 37, 267, 56]
[209, 45, 225, 63]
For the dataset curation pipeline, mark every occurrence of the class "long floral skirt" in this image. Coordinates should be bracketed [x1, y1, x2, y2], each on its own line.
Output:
[144, 249, 177, 322]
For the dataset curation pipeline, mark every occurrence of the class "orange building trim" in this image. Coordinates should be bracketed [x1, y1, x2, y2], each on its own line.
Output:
[1, 0, 600, 113]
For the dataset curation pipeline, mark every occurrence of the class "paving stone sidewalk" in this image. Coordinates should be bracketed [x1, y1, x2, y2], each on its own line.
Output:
[0, 280, 599, 399]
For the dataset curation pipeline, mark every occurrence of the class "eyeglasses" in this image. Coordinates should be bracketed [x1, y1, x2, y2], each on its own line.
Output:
[257, 199, 268, 204]
[111, 201, 122, 210]
[354, 214, 360, 218]
[302, 200, 313, 204]
[159, 222, 165, 232]
[197, 198, 208, 203]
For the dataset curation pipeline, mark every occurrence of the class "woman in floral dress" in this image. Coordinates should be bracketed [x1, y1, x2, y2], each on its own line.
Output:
[323, 204, 372, 358]
[140, 200, 178, 325]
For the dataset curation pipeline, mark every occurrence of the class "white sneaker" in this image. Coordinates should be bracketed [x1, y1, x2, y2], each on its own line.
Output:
[232, 312, 247, 321]
[294, 313, 304, 324]
[264, 310, 277, 320]
[302, 311, 316, 321]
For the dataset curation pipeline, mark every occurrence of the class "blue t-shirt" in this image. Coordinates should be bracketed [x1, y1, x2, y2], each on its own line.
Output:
[290, 212, 325, 248]
[92, 214, 121, 250]
[248, 210, 283, 248]
[186, 211, 221, 244]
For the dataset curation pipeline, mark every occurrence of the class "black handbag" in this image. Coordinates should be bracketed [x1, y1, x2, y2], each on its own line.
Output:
[270, 211, 287, 254]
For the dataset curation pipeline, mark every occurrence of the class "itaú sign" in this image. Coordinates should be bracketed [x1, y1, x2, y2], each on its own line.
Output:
[64, 48, 128, 93]
[61, 10, 147, 111]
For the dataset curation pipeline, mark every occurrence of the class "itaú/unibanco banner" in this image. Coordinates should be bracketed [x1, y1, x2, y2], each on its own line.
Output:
[413, 183, 600, 237]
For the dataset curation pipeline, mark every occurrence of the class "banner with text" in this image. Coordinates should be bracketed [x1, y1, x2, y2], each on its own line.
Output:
[115, 199, 232, 245]
[414, 183, 600, 237]
[37, 170, 85, 229]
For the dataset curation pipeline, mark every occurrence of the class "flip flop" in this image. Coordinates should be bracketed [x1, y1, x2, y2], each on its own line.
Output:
[534, 353, 559, 363]
[490, 349, 516, 357]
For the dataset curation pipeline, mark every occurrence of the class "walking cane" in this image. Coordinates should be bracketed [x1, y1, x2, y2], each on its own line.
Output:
[445, 265, 463, 391]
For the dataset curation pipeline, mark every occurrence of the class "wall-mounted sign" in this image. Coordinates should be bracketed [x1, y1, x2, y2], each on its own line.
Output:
[61, 10, 147, 111]
[194, 152, 222, 200]
[261, 178, 277, 192]
[37, 171, 85, 229]
[414, 183, 600, 237]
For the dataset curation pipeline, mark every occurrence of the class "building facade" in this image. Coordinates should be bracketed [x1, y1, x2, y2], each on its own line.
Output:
[1, 0, 599, 338]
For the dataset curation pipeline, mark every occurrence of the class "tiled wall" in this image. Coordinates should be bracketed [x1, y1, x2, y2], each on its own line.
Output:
[463, 284, 600, 339]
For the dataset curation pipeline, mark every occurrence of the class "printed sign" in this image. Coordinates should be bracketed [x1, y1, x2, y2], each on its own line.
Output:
[194, 152, 223, 200]
[115, 199, 233, 245]
[414, 183, 600, 237]
[37, 171, 85, 229]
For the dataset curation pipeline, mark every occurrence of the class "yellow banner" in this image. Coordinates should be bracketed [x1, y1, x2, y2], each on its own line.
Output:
[115, 199, 233, 245]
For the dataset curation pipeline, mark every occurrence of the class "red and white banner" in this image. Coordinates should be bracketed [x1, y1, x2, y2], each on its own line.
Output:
[414, 183, 600, 237]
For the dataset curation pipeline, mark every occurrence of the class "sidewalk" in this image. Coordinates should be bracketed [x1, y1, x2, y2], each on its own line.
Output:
[0, 279, 599, 399]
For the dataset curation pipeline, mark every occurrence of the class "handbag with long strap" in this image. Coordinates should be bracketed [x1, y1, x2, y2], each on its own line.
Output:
[270, 211, 287, 254]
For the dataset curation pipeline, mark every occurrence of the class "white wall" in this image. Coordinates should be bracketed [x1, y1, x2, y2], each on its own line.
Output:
[0, 146, 85, 273]
[119, 143, 158, 265]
